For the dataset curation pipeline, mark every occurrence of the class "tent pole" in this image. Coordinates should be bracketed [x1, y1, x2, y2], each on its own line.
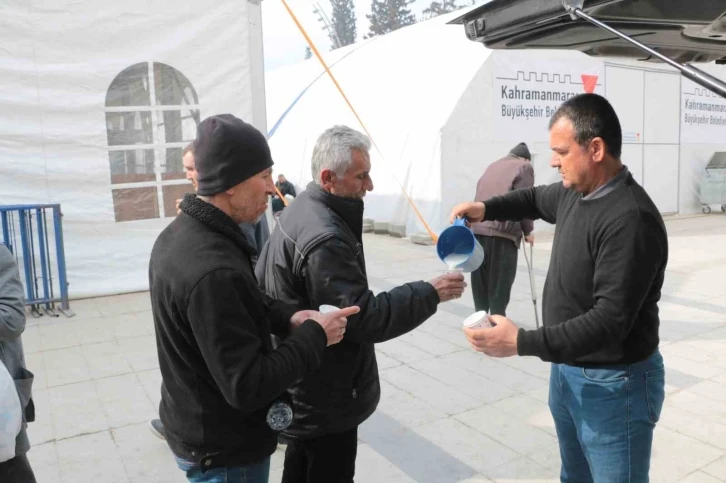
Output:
[562, 0, 726, 99]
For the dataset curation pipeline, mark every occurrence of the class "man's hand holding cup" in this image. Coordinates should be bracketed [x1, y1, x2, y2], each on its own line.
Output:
[292, 305, 360, 346]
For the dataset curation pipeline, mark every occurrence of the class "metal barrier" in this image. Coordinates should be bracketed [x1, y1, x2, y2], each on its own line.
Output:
[0, 204, 74, 318]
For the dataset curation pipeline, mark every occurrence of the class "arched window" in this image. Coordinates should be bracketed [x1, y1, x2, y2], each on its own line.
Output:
[105, 62, 200, 222]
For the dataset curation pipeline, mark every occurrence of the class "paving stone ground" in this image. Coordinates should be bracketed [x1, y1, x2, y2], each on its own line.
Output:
[22, 214, 726, 482]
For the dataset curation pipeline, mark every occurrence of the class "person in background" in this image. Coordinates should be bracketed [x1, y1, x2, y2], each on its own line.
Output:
[272, 174, 296, 219]
[257, 125, 466, 483]
[450, 93, 668, 483]
[149, 114, 358, 482]
[470, 142, 535, 316]
[238, 216, 270, 267]
[0, 245, 36, 482]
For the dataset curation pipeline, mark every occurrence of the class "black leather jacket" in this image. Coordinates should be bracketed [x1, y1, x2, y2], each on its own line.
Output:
[256, 183, 440, 440]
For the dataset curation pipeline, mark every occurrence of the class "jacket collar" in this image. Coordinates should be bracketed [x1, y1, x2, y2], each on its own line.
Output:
[179, 194, 256, 257]
[305, 182, 364, 241]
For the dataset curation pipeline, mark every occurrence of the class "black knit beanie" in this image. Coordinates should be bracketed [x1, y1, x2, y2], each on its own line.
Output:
[194, 114, 274, 196]
[509, 142, 531, 160]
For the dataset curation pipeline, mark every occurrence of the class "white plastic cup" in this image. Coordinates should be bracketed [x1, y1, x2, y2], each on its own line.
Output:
[442, 268, 464, 275]
[462, 311, 492, 329]
[319, 304, 340, 314]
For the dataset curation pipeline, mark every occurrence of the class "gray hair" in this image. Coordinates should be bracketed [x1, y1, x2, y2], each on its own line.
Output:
[311, 125, 371, 184]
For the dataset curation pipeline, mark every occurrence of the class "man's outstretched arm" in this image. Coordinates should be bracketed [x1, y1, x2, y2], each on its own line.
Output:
[301, 239, 463, 343]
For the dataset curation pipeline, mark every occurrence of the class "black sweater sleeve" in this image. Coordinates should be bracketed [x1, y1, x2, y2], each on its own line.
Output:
[483, 182, 565, 225]
[187, 268, 327, 414]
[513, 164, 535, 235]
[517, 212, 667, 362]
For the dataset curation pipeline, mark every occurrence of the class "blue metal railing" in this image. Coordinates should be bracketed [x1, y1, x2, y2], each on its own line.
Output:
[0, 204, 74, 318]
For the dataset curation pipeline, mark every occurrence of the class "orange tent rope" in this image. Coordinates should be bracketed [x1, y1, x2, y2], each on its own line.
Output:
[279, 0, 439, 243]
[274, 185, 289, 207]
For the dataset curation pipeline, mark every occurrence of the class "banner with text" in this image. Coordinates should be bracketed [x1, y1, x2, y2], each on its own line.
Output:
[492, 53, 605, 142]
[681, 77, 726, 144]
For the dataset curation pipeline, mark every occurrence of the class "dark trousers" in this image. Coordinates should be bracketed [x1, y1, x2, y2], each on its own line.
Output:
[471, 235, 518, 316]
[0, 454, 37, 483]
[281, 427, 358, 483]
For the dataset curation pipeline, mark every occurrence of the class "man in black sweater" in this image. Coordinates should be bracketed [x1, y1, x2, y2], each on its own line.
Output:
[451, 94, 668, 483]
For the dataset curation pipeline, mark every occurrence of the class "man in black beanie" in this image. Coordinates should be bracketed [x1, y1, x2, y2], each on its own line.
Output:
[149, 139, 272, 441]
[148, 114, 359, 483]
[469, 142, 535, 316]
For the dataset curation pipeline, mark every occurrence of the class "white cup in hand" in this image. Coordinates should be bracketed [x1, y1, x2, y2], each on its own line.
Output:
[443, 268, 464, 275]
[462, 311, 493, 329]
[314, 305, 359, 346]
[319, 304, 340, 314]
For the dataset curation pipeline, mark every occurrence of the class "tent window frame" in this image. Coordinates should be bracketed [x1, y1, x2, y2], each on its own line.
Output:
[105, 61, 200, 222]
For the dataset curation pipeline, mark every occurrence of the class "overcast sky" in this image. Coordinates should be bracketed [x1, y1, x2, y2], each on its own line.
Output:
[261, 0, 479, 72]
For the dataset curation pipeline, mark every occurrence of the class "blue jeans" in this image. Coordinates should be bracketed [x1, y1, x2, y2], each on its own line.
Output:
[549, 350, 665, 483]
[175, 455, 271, 483]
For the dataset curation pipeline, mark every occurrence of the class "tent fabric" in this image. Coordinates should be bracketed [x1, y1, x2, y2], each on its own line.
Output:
[265, 9, 489, 235]
[265, 15, 726, 239]
[0, 0, 261, 299]
[4, 1, 726, 301]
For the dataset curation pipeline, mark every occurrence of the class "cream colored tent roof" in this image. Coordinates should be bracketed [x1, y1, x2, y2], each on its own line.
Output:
[265, 8, 491, 232]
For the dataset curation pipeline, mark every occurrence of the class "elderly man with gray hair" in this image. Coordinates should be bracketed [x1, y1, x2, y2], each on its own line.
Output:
[256, 125, 466, 482]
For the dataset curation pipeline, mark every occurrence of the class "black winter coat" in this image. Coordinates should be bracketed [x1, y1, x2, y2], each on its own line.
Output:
[149, 194, 326, 468]
[256, 183, 440, 440]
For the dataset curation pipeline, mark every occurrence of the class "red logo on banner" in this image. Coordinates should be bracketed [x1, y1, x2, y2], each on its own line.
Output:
[581, 75, 598, 93]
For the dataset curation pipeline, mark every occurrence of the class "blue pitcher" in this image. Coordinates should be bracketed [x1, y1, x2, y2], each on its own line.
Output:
[436, 217, 485, 272]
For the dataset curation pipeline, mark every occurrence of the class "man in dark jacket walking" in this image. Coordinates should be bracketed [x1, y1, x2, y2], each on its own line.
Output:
[470, 143, 535, 315]
[256, 125, 467, 483]
[149, 114, 358, 482]
[0, 245, 36, 482]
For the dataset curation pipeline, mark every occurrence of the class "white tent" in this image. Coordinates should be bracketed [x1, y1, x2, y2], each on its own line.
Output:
[265, 9, 726, 238]
[3, 3, 726, 300]
[1, 0, 266, 298]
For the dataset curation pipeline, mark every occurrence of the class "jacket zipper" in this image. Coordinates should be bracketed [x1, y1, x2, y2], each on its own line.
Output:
[352, 388, 358, 399]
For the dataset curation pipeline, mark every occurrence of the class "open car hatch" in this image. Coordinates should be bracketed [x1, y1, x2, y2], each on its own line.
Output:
[450, 0, 726, 98]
